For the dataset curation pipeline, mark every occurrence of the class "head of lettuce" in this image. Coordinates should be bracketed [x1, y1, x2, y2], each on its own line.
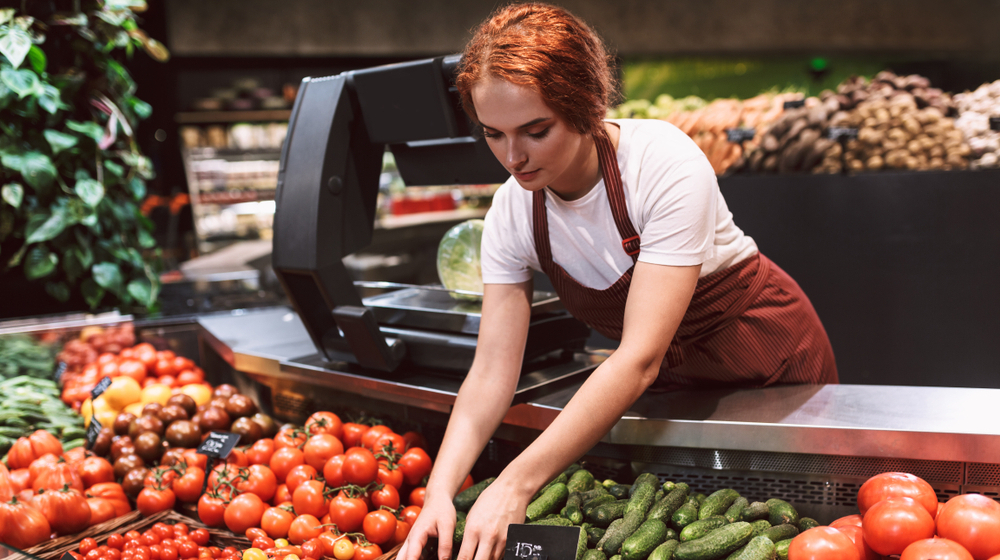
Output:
[437, 219, 485, 300]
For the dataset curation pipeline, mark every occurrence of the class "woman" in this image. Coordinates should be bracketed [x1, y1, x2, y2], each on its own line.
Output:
[399, 4, 837, 560]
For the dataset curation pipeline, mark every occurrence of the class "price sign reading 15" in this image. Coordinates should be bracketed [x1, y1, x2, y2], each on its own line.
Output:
[197, 431, 240, 460]
[504, 525, 581, 560]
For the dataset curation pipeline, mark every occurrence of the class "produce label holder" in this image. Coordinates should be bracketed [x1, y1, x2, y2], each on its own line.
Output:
[725, 128, 757, 144]
[90, 376, 112, 400]
[84, 418, 103, 450]
[504, 525, 581, 560]
[827, 127, 860, 175]
[197, 431, 240, 494]
[990, 116, 1000, 131]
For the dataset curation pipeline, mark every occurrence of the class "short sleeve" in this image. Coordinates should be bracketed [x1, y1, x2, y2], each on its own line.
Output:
[634, 154, 718, 267]
[481, 183, 535, 284]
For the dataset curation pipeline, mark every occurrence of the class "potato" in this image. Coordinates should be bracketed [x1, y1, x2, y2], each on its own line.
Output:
[866, 155, 885, 170]
[906, 140, 924, 154]
[929, 144, 946, 159]
[848, 158, 865, 172]
[929, 156, 945, 169]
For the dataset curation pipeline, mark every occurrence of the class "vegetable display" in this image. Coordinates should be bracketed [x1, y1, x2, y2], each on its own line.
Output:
[953, 80, 1000, 169]
[437, 219, 485, 299]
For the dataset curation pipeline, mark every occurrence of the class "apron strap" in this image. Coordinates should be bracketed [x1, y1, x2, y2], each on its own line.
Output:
[594, 127, 640, 263]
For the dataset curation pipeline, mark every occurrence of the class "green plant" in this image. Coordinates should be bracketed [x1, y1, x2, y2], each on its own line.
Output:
[0, 0, 168, 310]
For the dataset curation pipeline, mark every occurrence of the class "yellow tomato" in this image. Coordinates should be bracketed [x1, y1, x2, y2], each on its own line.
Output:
[140, 383, 173, 406]
[333, 538, 355, 560]
[91, 394, 115, 415]
[243, 549, 267, 560]
[124, 402, 145, 417]
[103, 376, 142, 410]
[94, 409, 118, 428]
[285, 555, 300, 560]
[81, 398, 94, 427]
[180, 383, 212, 407]
[274, 539, 290, 548]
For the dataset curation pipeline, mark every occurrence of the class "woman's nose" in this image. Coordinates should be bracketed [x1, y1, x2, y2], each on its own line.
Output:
[506, 138, 526, 169]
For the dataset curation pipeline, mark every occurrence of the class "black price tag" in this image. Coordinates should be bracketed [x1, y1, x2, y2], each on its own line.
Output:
[53, 361, 68, 384]
[197, 431, 240, 460]
[61, 552, 77, 560]
[783, 99, 806, 109]
[504, 525, 582, 560]
[990, 117, 1000, 131]
[827, 127, 859, 141]
[91, 376, 112, 400]
[725, 128, 757, 143]
[85, 418, 103, 450]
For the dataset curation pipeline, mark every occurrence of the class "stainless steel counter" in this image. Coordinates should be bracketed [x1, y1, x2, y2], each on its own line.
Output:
[198, 306, 1000, 465]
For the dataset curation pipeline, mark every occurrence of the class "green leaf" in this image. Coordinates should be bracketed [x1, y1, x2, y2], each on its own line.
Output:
[26, 45, 45, 73]
[45, 281, 70, 302]
[82, 213, 98, 228]
[38, 84, 66, 115]
[1, 183, 23, 208]
[92, 261, 123, 295]
[44, 130, 78, 154]
[0, 67, 39, 98]
[77, 241, 93, 269]
[129, 97, 152, 120]
[66, 120, 104, 143]
[74, 178, 104, 207]
[81, 278, 104, 308]
[16, 152, 57, 190]
[128, 176, 146, 200]
[127, 277, 153, 306]
[25, 209, 70, 243]
[24, 246, 58, 279]
[104, 160, 124, 178]
[0, 27, 32, 69]
[64, 247, 84, 280]
[0, 9, 14, 25]
[138, 228, 155, 249]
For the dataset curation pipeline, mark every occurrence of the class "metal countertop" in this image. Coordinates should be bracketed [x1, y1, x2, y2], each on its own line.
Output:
[198, 306, 1000, 464]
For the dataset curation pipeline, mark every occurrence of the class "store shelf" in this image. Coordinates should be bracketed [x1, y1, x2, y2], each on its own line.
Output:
[175, 110, 291, 124]
[197, 189, 275, 204]
[184, 147, 282, 161]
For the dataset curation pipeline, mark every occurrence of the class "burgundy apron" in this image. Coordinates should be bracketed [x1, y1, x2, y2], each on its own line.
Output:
[532, 128, 838, 390]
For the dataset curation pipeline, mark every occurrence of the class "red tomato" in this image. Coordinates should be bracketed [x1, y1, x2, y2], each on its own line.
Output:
[223, 493, 267, 534]
[830, 514, 863, 529]
[87, 497, 118, 525]
[269, 447, 306, 483]
[292, 480, 329, 518]
[285, 464, 319, 493]
[78, 456, 116, 487]
[459, 474, 474, 493]
[303, 434, 345, 471]
[401, 431, 427, 451]
[377, 464, 403, 490]
[341, 423, 369, 449]
[363, 510, 397, 545]
[901, 538, 974, 560]
[354, 544, 382, 560]
[935, 493, 1000, 560]
[197, 493, 228, 528]
[401, 505, 421, 527]
[328, 494, 368, 533]
[31, 486, 92, 535]
[392, 520, 411, 548]
[172, 466, 206, 503]
[323, 455, 346, 488]
[189, 528, 210, 547]
[374, 432, 406, 456]
[274, 483, 292, 505]
[247, 438, 276, 466]
[305, 412, 344, 440]
[858, 472, 939, 518]
[274, 427, 308, 450]
[398, 448, 432, 486]
[137, 487, 176, 516]
[236, 464, 278, 502]
[863, 496, 937, 556]
[118, 359, 147, 383]
[409, 487, 426, 508]
[837, 525, 880, 560]
[789, 527, 861, 560]
[33, 458, 84, 493]
[371, 484, 400, 510]
[342, 448, 378, 485]
[287, 514, 323, 545]
[261, 505, 296, 539]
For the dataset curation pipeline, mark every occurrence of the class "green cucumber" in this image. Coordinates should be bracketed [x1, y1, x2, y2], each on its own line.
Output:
[740, 502, 769, 522]
[563, 492, 585, 524]
[529, 517, 574, 526]
[648, 540, 680, 560]
[647, 484, 690, 523]
[527, 482, 569, 521]
[454, 516, 466, 545]
[584, 494, 618, 517]
[630, 473, 660, 497]
[749, 520, 771, 537]
[564, 463, 584, 478]
[694, 494, 707, 506]
[588, 525, 607, 546]
[671, 501, 699, 530]
[590, 500, 629, 527]
[673, 522, 754, 560]
[583, 550, 609, 560]
[797, 518, 819, 531]
[765, 499, 798, 527]
[610, 555, 622, 560]
[761, 524, 798, 543]
[608, 484, 632, 500]
[600, 509, 646, 556]
[724, 498, 749, 524]
[699, 489, 740, 520]
[598, 519, 625, 552]
[621, 519, 669, 560]
[679, 516, 728, 542]
[727, 536, 776, 560]
[665, 528, 678, 541]
[662, 481, 677, 493]
[774, 540, 791, 560]
[569, 469, 597, 493]
[454, 477, 495, 512]
[533, 473, 570, 501]
[627, 477, 659, 521]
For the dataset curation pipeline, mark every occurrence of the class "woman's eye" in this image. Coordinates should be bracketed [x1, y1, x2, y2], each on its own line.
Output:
[528, 127, 551, 139]
[483, 130, 502, 139]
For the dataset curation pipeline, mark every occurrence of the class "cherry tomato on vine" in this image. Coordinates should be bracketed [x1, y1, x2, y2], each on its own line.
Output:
[353, 543, 382, 560]
[224, 493, 268, 534]
[305, 412, 344, 440]
[287, 514, 323, 545]
[401, 505, 421, 527]
[363, 509, 397, 545]
[371, 484, 400, 510]
[328, 494, 368, 533]
[292, 479, 330, 518]
[341, 448, 378, 485]
[262, 505, 296, 539]
[398, 448, 432, 486]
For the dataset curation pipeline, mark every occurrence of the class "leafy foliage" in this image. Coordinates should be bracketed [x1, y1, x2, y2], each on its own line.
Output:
[0, 1, 168, 311]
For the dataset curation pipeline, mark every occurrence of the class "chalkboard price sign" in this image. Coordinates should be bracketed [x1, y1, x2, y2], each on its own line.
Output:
[783, 99, 806, 109]
[53, 361, 68, 384]
[85, 418, 103, 450]
[827, 127, 860, 141]
[990, 116, 1000, 131]
[725, 128, 757, 143]
[197, 431, 240, 460]
[91, 376, 112, 400]
[504, 525, 582, 560]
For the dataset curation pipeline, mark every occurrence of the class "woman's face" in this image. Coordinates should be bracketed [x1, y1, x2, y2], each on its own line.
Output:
[471, 76, 592, 199]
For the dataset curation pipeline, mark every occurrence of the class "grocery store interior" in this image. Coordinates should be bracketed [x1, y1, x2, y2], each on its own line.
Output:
[1, 0, 1000, 556]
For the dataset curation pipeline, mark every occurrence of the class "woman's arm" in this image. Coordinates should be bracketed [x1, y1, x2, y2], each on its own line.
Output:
[457, 261, 700, 560]
[398, 280, 534, 560]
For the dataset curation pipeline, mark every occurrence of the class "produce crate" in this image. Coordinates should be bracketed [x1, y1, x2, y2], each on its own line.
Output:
[8, 510, 250, 560]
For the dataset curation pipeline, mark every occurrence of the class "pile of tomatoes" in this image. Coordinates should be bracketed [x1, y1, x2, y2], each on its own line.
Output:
[0, 430, 133, 550]
[68, 521, 226, 560]
[790, 472, 1000, 560]
[177, 411, 442, 560]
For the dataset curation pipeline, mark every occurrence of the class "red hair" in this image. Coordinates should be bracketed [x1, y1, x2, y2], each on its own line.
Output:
[455, 3, 617, 136]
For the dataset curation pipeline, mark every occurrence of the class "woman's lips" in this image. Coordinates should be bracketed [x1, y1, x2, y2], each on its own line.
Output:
[514, 169, 540, 181]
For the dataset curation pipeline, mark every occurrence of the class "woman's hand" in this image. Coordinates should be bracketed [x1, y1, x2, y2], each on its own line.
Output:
[455, 478, 530, 560]
[398, 492, 458, 560]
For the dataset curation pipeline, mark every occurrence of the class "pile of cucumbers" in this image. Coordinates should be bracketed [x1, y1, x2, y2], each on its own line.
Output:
[452, 466, 820, 560]
[0, 376, 87, 455]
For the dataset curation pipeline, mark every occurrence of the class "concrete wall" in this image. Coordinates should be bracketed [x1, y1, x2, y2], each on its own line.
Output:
[165, 0, 1000, 57]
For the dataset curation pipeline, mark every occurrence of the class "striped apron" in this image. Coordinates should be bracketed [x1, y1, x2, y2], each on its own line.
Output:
[531, 129, 838, 390]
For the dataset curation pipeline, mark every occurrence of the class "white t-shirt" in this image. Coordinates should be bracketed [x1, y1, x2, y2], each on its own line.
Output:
[481, 119, 757, 288]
